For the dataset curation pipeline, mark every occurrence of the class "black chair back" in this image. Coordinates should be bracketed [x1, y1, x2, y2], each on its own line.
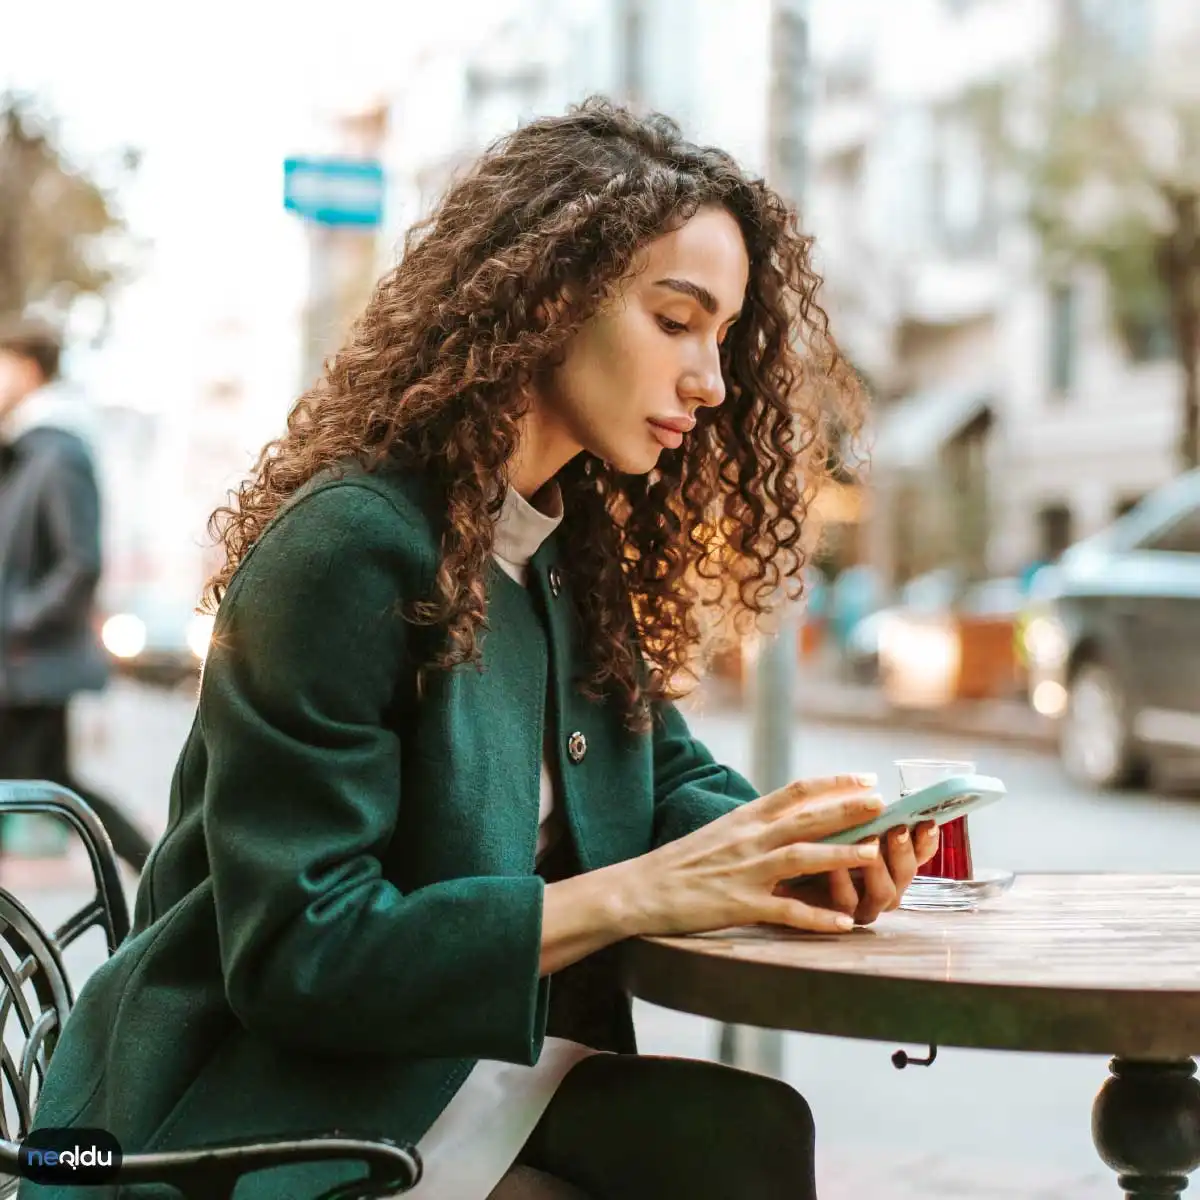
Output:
[0, 782, 131, 1196]
[0, 785, 422, 1199]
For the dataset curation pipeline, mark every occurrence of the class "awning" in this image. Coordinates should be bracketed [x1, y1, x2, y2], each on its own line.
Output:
[868, 385, 994, 471]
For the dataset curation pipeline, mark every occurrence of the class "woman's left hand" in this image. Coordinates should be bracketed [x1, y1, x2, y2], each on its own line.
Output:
[776, 821, 939, 926]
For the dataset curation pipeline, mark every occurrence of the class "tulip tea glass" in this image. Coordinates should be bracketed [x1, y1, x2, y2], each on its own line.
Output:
[893, 758, 1012, 911]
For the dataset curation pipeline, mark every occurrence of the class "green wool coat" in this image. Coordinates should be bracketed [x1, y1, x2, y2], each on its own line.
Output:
[21, 467, 758, 1199]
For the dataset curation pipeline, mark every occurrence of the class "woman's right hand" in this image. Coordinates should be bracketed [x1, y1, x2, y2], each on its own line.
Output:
[617, 775, 887, 937]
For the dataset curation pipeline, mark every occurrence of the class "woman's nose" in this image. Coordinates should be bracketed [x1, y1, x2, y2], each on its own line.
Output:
[680, 359, 725, 409]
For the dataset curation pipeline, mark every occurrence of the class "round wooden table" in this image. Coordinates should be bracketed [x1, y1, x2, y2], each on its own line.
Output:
[620, 874, 1200, 1198]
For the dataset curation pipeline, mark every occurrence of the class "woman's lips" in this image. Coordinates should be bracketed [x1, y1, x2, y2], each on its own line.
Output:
[647, 420, 685, 450]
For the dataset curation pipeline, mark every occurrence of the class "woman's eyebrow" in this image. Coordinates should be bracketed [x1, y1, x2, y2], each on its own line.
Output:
[653, 277, 720, 316]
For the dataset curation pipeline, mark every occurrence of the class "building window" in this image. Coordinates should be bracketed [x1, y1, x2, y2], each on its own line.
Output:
[933, 120, 994, 257]
[1123, 309, 1175, 363]
[1037, 503, 1074, 561]
[1048, 282, 1076, 397]
[1072, 0, 1151, 60]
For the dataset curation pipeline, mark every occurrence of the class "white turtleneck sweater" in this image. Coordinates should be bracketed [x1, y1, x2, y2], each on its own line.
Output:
[410, 484, 604, 1198]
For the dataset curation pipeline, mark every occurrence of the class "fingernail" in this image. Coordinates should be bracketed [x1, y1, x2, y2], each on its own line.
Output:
[836, 914, 855, 930]
[856, 773, 878, 786]
[856, 842, 880, 860]
[895, 827, 910, 844]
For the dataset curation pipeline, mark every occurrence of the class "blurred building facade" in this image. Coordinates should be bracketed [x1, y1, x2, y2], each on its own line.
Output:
[45, 0, 1195, 620]
[382, 0, 802, 262]
[809, 0, 1195, 587]
[380, 0, 1195, 594]
[383, 0, 615, 251]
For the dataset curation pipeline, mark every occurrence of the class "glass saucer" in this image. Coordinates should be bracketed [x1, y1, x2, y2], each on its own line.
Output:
[898, 867, 1016, 912]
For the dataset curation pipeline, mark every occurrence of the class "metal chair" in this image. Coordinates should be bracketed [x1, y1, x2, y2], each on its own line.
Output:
[0, 781, 422, 1199]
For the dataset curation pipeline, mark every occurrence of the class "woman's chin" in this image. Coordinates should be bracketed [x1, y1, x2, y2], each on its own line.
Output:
[622, 449, 663, 476]
[588, 439, 662, 476]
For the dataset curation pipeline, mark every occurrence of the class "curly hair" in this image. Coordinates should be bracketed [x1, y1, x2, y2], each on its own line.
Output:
[203, 97, 866, 729]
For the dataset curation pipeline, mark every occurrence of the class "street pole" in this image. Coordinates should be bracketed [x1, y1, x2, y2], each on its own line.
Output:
[617, 0, 646, 109]
[298, 103, 389, 395]
[302, 222, 336, 392]
[717, 0, 812, 1079]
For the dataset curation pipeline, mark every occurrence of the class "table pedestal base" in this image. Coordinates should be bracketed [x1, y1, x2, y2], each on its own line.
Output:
[1092, 1059, 1200, 1197]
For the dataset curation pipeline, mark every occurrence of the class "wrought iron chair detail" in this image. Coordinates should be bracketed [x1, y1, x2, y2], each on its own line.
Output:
[0, 781, 421, 1199]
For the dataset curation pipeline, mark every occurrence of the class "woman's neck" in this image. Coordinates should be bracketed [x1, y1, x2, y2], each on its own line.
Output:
[510, 397, 581, 503]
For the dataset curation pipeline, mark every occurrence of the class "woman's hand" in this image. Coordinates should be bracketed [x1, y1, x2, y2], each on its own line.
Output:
[612, 774, 891, 938]
[776, 821, 940, 927]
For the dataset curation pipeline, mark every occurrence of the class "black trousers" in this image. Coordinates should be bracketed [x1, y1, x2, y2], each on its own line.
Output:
[514, 1052, 819, 1199]
[0, 704, 152, 872]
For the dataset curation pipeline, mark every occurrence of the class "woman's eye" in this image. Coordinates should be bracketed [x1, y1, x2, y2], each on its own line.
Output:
[657, 316, 688, 335]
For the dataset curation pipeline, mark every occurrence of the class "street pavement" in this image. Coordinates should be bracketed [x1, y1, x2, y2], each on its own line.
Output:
[706, 665, 1059, 751]
[6, 678, 1199, 1198]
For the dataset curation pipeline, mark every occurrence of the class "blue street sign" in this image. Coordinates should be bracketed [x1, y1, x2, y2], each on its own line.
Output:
[283, 157, 386, 228]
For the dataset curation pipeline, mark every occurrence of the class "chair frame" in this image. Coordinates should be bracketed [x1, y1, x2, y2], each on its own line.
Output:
[0, 781, 421, 1199]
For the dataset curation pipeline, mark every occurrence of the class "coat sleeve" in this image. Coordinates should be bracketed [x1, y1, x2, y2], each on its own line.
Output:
[6, 441, 102, 639]
[199, 481, 549, 1064]
[650, 700, 759, 848]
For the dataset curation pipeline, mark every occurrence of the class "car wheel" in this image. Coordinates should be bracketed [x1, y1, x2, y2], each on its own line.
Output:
[1060, 661, 1138, 789]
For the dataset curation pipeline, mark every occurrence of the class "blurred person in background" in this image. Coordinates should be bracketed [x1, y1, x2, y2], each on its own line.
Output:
[0, 320, 152, 873]
[24, 101, 937, 1200]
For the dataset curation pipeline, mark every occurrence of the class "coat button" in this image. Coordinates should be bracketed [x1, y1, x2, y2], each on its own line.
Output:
[548, 566, 563, 597]
[567, 731, 587, 763]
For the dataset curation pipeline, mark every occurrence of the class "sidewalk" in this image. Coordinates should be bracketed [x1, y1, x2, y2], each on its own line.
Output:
[699, 669, 1058, 752]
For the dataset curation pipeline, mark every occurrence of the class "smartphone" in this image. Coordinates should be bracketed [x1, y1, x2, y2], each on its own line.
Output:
[820, 774, 1007, 845]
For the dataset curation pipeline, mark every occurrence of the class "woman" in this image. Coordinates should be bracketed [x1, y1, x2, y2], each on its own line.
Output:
[26, 99, 938, 1199]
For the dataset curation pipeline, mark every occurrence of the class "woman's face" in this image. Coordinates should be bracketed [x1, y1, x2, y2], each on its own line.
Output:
[528, 205, 750, 483]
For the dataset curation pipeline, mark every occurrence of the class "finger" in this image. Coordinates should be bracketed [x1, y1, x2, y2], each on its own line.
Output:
[753, 773, 880, 820]
[763, 790, 886, 848]
[913, 821, 940, 867]
[854, 840, 898, 925]
[775, 871, 859, 917]
[882, 825, 919, 909]
[826, 868, 860, 916]
[765, 839, 881, 883]
[759, 895, 858, 934]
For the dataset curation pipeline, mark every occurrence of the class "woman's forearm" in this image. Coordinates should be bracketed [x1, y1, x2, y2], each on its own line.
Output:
[539, 859, 652, 976]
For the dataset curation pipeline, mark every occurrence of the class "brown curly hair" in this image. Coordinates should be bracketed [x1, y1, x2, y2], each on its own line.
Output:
[204, 97, 866, 728]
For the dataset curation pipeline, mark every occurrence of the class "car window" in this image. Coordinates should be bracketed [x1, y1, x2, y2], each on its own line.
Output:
[1109, 472, 1200, 551]
[1141, 504, 1200, 554]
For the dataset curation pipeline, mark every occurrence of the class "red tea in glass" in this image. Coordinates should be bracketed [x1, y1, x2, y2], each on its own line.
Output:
[895, 758, 976, 883]
[922, 814, 973, 880]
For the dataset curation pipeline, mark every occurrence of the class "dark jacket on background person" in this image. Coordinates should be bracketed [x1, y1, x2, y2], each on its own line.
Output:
[0, 396, 109, 703]
[21, 465, 758, 1200]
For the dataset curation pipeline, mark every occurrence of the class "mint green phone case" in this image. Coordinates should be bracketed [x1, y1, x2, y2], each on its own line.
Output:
[820, 774, 1007, 845]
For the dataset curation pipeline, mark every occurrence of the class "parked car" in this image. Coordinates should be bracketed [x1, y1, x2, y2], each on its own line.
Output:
[841, 568, 958, 685]
[1023, 470, 1200, 788]
[847, 569, 1024, 701]
[99, 588, 214, 686]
